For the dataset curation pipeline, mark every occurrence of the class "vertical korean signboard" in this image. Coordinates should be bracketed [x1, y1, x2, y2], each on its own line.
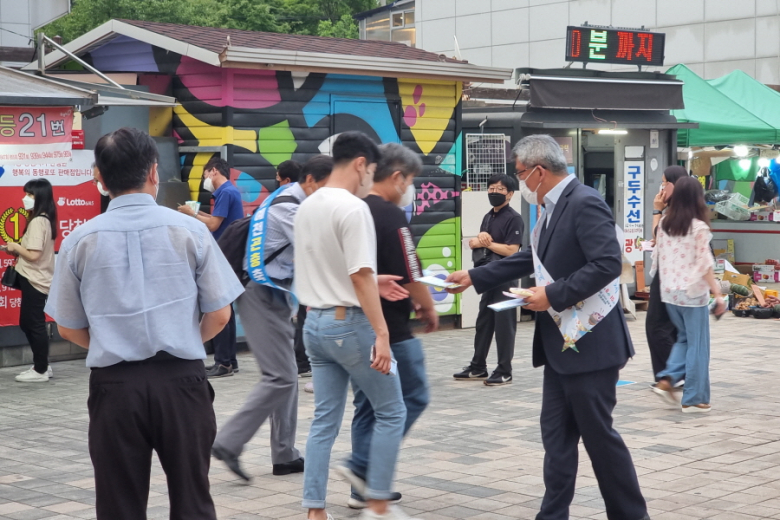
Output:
[623, 161, 644, 265]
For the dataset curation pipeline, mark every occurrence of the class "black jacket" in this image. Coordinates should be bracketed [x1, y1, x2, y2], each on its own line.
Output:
[469, 178, 634, 375]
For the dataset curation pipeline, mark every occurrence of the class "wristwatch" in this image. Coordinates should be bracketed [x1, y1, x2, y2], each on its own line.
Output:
[652, 210, 662, 215]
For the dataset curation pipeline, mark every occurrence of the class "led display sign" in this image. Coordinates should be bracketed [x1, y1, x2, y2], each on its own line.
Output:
[565, 26, 665, 66]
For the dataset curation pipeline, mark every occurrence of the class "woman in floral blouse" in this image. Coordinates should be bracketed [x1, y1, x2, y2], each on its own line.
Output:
[650, 177, 725, 413]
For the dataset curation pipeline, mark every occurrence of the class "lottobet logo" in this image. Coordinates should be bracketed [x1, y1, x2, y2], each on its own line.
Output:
[58, 197, 94, 207]
[0, 207, 30, 244]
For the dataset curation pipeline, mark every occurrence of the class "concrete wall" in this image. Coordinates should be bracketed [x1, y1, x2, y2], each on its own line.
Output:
[0, 0, 70, 66]
[416, 0, 780, 85]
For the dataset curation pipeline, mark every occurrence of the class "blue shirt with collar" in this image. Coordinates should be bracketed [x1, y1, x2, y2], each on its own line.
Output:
[544, 173, 576, 226]
[45, 193, 245, 368]
[211, 180, 244, 241]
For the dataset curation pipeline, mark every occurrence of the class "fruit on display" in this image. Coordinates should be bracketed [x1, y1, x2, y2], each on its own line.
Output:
[730, 284, 751, 297]
[734, 297, 759, 311]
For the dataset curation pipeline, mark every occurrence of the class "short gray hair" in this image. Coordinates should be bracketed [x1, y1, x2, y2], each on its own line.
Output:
[512, 134, 568, 175]
[375, 143, 423, 182]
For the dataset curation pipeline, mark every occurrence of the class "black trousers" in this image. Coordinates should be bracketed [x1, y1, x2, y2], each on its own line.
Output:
[645, 275, 677, 381]
[88, 355, 217, 520]
[471, 281, 517, 375]
[293, 304, 310, 373]
[537, 365, 647, 520]
[212, 306, 237, 368]
[18, 275, 49, 374]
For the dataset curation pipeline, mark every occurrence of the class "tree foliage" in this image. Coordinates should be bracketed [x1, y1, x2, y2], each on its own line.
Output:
[42, 0, 378, 42]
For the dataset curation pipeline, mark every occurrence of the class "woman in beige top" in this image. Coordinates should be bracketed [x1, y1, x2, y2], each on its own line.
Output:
[3, 179, 57, 382]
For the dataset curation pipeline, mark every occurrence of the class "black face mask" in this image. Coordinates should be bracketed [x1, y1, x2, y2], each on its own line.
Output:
[488, 192, 507, 207]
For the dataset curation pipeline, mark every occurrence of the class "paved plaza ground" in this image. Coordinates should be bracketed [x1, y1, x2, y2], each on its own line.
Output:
[1, 312, 780, 519]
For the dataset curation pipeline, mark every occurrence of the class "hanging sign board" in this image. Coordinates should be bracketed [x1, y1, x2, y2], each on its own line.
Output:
[0, 107, 74, 165]
[623, 160, 645, 265]
[0, 150, 99, 327]
[566, 26, 665, 66]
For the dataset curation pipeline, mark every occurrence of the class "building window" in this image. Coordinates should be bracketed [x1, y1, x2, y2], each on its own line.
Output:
[363, 6, 415, 48]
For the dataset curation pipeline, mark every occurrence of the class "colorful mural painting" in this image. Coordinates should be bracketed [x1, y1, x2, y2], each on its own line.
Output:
[76, 37, 465, 315]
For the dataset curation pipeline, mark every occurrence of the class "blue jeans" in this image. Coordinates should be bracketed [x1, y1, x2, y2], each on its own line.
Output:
[658, 304, 710, 406]
[348, 337, 430, 493]
[301, 308, 406, 509]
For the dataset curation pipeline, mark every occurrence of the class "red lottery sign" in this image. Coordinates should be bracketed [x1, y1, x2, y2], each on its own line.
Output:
[0, 107, 74, 165]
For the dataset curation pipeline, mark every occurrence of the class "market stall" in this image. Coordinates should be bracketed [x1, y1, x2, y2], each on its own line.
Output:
[668, 64, 780, 266]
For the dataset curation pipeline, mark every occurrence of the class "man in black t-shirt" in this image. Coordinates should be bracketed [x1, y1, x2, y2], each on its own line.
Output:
[343, 143, 438, 510]
[454, 173, 523, 386]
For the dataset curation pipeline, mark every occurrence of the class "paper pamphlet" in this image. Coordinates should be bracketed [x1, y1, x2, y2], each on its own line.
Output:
[415, 275, 461, 289]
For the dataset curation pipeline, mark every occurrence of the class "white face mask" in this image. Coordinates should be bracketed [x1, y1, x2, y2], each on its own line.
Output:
[356, 167, 374, 199]
[397, 182, 415, 208]
[22, 195, 34, 211]
[518, 168, 540, 205]
[203, 176, 215, 193]
[96, 181, 110, 197]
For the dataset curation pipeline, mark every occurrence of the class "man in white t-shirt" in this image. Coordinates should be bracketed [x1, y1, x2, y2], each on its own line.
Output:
[295, 132, 416, 520]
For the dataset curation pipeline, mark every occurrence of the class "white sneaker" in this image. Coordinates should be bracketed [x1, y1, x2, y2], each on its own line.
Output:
[359, 505, 418, 520]
[304, 382, 314, 394]
[20, 365, 53, 378]
[334, 464, 367, 496]
[16, 369, 50, 383]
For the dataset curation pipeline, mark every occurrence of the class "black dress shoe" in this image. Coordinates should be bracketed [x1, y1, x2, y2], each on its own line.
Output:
[212, 445, 251, 481]
[272, 457, 304, 476]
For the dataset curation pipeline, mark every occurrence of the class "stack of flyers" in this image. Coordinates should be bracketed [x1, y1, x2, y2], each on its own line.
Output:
[488, 290, 531, 312]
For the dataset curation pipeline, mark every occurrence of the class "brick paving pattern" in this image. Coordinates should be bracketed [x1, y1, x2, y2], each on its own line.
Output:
[0, 313, 779, 519]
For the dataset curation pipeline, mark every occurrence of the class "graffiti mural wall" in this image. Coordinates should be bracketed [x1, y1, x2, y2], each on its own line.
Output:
[83, 39, 464, 315]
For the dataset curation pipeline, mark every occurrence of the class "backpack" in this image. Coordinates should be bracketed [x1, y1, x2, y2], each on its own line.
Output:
[217, 195, 299, 285]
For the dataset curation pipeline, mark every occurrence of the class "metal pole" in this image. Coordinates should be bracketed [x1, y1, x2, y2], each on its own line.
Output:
[38, 32, 125, 89]
[37, 32, 44, 74]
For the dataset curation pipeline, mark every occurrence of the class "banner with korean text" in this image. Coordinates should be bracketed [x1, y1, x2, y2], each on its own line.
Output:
[623, 161, 644, 265]
[0, 150, 98, 326]
[0, 107, 74, 165]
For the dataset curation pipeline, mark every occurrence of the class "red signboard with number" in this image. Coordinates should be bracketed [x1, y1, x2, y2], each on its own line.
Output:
[0, 107, 74, 165]
[0, 150, 99, 326]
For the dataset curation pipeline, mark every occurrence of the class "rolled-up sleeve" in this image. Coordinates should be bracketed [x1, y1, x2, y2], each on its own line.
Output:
[44, 247, 89, 329]
[196, 231, 245, 312]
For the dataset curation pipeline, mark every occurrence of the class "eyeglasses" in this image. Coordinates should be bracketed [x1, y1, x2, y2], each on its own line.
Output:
[487, 187, 508, 194]
[516, 165, 540, 177]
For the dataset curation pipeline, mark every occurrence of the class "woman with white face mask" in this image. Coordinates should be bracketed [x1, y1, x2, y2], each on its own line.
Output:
[1, 179, 58, 382]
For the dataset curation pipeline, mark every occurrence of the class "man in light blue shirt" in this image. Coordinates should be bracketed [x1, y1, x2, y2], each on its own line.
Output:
[211, 155, 333, 482]
[45, 127, 244, 520]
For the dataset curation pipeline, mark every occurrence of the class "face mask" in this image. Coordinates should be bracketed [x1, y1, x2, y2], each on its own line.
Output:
[356, 167, 373, 199]
[203, 176, 215, 193]
[518, 167, 541, 205]
[22, 196, 34, 211]
[96, 181, 109, 197]
[488, 192, 507, 207]
[397, 182, 415, 208]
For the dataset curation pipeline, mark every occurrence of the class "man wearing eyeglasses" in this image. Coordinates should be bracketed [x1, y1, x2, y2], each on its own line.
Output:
[453, 173, 523, 386]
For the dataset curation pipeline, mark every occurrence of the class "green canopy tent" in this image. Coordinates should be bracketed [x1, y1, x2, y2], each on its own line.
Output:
[666, 64, 778, 147]
[708, 69, 780, 129]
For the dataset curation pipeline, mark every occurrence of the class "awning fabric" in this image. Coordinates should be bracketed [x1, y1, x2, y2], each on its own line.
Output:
[667, 64, 778, 147]
[529, 75, 684, 111]
[708, 70, 780, 131]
